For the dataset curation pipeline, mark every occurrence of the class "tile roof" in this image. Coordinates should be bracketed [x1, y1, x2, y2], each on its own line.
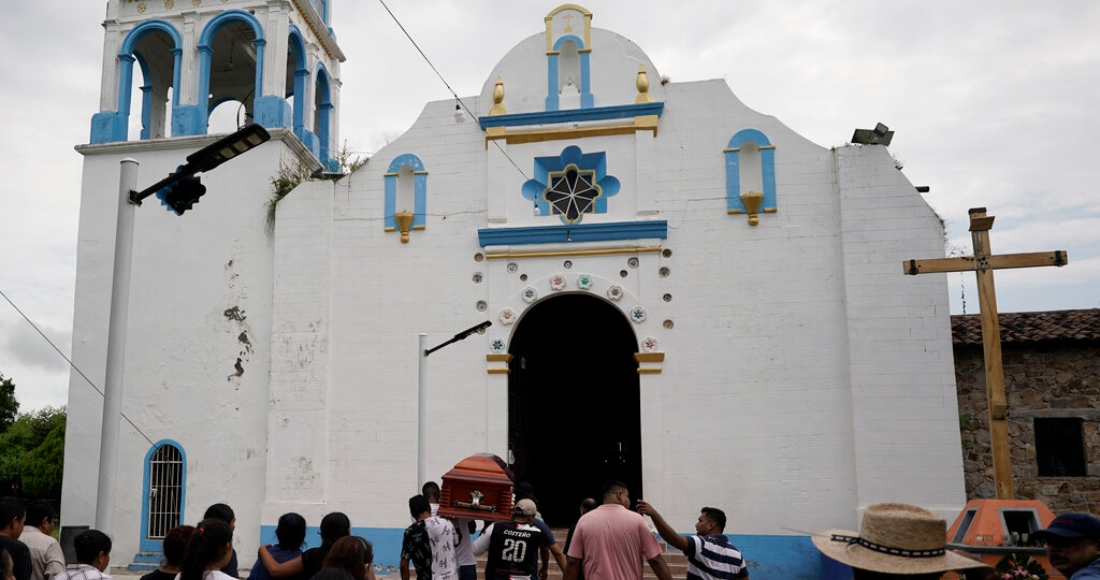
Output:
[952, 309, 1100, 345]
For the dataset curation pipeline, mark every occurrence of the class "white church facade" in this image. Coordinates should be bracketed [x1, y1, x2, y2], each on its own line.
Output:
[64, 2, 967, 578]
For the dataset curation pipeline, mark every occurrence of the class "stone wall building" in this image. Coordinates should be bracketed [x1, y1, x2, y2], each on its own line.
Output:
[954, 309, 1100, 513]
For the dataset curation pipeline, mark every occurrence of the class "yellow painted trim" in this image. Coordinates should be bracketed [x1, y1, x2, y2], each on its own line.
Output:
[728, 208, 778, 215]
[545, 5, 594, 54]
[723, 145, 776, 153]
[637, 368, 663, 375]
[486, 246, 663, 260]
[486, 354, 513, 363]
[635, 115, 659, 136]
[488, 120, 657, 146]
[488, 368, 511, 375]
[634, 353, 665, 363]
[386, 226, 427, 231]
[385, 227, 396, 232]
[414, 171, 429, 175]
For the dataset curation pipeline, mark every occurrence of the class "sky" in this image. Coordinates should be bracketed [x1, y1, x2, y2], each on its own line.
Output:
[1, 1, 1098, 413]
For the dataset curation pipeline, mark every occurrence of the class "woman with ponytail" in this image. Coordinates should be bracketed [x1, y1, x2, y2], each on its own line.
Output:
[179, 519, 234, 580]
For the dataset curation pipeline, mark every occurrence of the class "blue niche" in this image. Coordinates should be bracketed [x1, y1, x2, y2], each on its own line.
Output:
[725, 128, 777, 214]
[384, 154, 428, 231]
[522, 146, 620, 225]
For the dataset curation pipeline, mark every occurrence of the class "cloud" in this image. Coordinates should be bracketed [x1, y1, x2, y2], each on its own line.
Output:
[0, 312, 72, 373]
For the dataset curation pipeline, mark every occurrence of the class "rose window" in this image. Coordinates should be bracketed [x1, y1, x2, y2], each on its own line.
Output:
[544, 164, 601, 223]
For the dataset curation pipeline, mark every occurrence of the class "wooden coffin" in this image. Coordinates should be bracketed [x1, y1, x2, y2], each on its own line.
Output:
[437, 453, 514, 522]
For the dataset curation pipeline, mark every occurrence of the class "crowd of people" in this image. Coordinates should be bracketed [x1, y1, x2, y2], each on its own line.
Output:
[3, 489, 1100, 580]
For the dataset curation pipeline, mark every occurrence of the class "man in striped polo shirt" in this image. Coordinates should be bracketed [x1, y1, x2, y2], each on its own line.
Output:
[636, 501, 749, 580]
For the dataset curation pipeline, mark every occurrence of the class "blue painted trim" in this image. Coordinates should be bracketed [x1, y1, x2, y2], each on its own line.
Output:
[259, 526, 404, 568]
[545, 54, 559, 111]
[725, 128, 778, 213]
[727, 128, 772, 149]
[386, 154, 426, 173]
[170, 49, 182, 108]
[314, 63, 333, 165]
[383, 154, 427, 230]
[197, 10, 266, 135]
[727, 534, 820, 579]
[552, 34, 586, 52]
[115, 55, 137, 142]
[297, 129, 319, 158]
[478, 220, 666, 247]
[249, 527, 815, 575]
[138, 440, 187, 553]
[90, 112, 117, 143]
[172, 105, 204, 137]
[254, 96, 292, 128]
[580, 53, 593, 109]
[480, 102, 662, 130]
[120, 19, 183, 55]
[134, 53, 153, 140]
[198, 9, 265, 47]
[288, 26, 309, 133]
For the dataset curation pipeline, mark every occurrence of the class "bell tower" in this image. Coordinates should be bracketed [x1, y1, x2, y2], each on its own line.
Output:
[89, 0, 345, 168]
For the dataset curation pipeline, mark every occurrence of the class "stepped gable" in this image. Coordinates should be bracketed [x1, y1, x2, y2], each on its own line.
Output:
[952, 309, 1100, 345]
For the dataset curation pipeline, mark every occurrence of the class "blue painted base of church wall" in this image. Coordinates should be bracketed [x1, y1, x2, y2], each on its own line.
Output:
[729, 534, 821, 579]
[258, 525, 406, 570]
[258, 527, 821, 578]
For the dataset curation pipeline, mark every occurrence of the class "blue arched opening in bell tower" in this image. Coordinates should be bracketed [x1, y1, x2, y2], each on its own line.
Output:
[288, 25, 311, 141]
[91, 19, 183, 143]
[314, 62, 336, 170]
[185, 10, 266, 136]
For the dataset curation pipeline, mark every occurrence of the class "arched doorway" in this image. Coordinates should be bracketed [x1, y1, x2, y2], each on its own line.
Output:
[508, 294, 641, 526]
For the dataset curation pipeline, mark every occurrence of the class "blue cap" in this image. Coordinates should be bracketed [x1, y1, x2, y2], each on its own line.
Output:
[1033, 513, 1100, 541]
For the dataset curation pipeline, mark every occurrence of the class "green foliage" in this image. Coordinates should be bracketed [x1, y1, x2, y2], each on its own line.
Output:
[0, 406, 66, 499]
[265, 159, 313, 235]
[0, 373, 18, 434]
[264, 141, 368, 235]
[21, 421, 65, 498]
[336, 141, 368, 173]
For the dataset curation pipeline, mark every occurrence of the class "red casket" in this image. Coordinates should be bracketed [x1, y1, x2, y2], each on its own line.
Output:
[437, 454, 514, 522]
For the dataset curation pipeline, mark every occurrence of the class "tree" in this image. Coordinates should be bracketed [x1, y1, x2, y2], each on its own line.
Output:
[0, 406, 65, 499]
[0, 373, 18, 434]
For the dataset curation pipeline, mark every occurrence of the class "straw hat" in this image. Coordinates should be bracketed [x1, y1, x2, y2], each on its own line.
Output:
[812, 503, 990, 575]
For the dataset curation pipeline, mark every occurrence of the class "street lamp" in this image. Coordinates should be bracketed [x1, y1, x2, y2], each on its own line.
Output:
[95, 125, 272, 532]
[418, 321, 492, 487]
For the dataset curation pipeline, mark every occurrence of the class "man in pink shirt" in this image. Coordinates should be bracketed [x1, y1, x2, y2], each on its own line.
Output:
[564, 481, 671, 580]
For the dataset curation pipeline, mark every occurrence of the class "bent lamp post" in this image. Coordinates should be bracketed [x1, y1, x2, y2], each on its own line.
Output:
[96, 125, 272, 532]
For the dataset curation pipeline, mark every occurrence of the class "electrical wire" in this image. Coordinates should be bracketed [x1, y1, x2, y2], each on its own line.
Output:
[0, 288, 157, 447]
[374, 0, 531, 182]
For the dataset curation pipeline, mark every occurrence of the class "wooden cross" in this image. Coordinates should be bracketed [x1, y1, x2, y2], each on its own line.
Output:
[904, 207, 1068, 499]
